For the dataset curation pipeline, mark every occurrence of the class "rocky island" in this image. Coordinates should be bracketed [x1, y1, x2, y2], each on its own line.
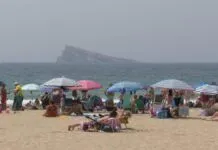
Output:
[56, 45, 139, 64]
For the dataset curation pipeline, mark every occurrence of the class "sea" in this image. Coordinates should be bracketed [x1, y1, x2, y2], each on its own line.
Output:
[1, 63, 218, 101]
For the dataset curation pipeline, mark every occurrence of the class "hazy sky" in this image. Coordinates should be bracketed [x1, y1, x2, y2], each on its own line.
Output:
[0, 0, 217, 63]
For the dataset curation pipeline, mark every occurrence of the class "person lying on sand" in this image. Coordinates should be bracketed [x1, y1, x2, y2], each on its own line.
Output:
[68, 110, 121, 132]
[43, 101, 58, 117]
[91, 108, 131, 128]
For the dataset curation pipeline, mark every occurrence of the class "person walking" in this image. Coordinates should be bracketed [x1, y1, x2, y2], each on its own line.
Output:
[12, 82, 24, 111]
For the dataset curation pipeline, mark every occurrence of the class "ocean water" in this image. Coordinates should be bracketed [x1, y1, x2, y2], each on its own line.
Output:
[1, 63, 218, 99]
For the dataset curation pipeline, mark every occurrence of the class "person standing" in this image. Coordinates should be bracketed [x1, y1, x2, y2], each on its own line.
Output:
[130, 94, 138, 113]
[41, 92, 50, 109]
[0, 84, 7, 110]
[148, 87, 154, 102]
[52, 88, 63, 114]
[12, 82, 24, 111]
[72, 90, 78, 100]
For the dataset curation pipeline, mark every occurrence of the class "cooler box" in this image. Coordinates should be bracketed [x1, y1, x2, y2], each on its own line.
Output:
[156, 110, 168, 119]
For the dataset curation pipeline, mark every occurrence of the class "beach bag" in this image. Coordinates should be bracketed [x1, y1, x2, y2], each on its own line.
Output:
[162, 107, 171, 118]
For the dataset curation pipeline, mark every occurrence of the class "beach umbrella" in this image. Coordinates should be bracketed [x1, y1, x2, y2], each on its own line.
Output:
[22, 83, 40, 100]
[107, 81, 144, 93]
[151, 79, 193, 91]
[68, 80, 102, 91]
[22, 83, 40, 91]
[195, 84, 218, 95]
[43, 76, 78, 87]
[39, 85, 58, 93]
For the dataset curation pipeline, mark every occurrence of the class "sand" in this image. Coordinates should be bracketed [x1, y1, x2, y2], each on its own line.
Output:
[0, 109, 218, 150]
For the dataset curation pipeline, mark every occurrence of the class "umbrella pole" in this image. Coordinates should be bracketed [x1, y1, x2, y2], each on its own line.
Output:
[30, 91, 33, 100]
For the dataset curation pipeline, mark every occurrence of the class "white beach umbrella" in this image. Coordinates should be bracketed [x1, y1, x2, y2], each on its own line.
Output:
[151, 79, 193, 91]
[195, 84, 218, 95]
[22, 83, 40, 100]
[22, 83, 40, 91]
[43, 76, 78, 87]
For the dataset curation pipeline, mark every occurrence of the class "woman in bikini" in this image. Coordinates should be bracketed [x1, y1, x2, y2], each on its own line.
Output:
[68, 109, 121, 131]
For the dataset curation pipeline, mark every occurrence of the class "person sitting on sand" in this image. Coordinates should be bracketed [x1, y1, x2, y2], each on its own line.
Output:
[199, 93, 209, 108]
[62, 97, 83, 116]
[202, 103, 218, 116]
[72, 90, 78, 100]
[43, 101, 58, 117]
[68, 109, 121, 132]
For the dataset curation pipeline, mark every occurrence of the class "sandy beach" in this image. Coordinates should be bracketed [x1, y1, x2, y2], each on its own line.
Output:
[0, 109, 218, 150]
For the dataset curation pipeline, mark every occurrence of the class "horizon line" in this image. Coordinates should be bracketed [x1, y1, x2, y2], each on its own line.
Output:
[1, 62, 218, 64]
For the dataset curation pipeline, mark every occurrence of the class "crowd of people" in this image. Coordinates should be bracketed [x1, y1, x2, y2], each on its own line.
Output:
[1, 82, 218, 133]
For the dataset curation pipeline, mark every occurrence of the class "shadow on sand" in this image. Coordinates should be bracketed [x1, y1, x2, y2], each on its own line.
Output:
[120, 127, 152, 133]
[172, 116, 218, 122]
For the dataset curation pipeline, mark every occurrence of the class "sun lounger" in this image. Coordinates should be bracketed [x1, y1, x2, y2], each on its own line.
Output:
[84, 115, 120, 132]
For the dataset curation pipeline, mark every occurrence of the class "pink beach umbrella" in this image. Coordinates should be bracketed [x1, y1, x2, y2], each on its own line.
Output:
[68, 80, 102, 91]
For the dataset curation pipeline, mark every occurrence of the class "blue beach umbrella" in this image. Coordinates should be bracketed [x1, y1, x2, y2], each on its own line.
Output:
[40, 85, 70, 93]
[39, 85, 57, 93]
[192, 82, 206, 89]
[107, 81, 144, 93]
